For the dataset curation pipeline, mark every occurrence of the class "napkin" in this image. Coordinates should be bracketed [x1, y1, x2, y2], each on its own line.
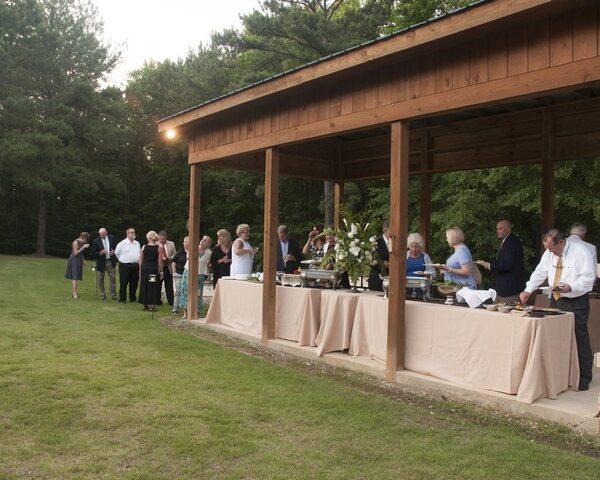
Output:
[456, 288, 497, 308]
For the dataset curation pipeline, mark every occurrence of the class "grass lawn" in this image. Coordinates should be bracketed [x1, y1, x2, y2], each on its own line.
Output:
[0, 255, 598, 479]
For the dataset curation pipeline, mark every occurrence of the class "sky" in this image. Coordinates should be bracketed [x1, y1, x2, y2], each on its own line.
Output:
[91, 0, 260, 86]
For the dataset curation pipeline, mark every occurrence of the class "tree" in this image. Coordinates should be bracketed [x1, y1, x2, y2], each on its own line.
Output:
[0, 0, 121, 255]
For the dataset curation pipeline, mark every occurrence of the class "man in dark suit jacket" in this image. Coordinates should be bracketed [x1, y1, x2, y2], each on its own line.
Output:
[276, 225, 302, 273]
[93, 227, 118, 300]
[368, 221, 391, 291]
[476, 219, 525, 303]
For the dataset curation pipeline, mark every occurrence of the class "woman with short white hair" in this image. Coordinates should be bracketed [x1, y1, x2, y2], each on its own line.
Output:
[406, 233, 436, 277]
[231, 224, 257, 276]
[439, 226, 476, 289]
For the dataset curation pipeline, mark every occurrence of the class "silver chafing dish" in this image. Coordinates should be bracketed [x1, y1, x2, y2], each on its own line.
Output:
[299, 268, 341, 289]
[380, 275, 431, 300]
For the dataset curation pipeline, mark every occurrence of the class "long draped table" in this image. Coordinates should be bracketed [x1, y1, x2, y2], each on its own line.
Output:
[349, 294, 580, 403]
[206, 280, 321, 346]
[206, 281, 580, 403]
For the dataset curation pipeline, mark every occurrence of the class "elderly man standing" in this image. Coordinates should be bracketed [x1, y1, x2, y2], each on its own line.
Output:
[568, 223, 597, 266]
[476, 219, 525, 303]
[115, 228, 141, 303]
[276, 225, 302, 273]
[93, 227, 118, 300]
[157, 230, 177, 307]
[519, 229, 596, 391]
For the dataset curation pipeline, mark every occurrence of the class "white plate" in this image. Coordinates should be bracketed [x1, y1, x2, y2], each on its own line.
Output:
[221, 276, 235, 280]
[301, 259, 319, 265]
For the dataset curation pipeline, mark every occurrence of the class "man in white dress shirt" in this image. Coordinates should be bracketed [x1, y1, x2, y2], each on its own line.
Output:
[519, 228, 596, 391]
[115, 228, 141, 303]
[569, 223, 597, 266]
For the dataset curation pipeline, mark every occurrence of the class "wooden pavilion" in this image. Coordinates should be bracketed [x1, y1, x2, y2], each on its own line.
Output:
[158, 0, 600, 382]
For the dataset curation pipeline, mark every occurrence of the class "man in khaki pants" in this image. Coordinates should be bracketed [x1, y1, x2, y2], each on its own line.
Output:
[93, 228, 118, 300]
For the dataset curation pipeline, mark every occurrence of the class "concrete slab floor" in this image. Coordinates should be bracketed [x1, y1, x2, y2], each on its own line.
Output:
[187, 320, 599, 435]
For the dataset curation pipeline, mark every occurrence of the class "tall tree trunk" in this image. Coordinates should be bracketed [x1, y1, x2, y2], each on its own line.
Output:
[36, 191, 47, 256]
[323, 180, 334, 227]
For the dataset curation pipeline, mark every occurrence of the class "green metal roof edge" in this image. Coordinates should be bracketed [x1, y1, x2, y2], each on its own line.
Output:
[159, 0, 489, 124]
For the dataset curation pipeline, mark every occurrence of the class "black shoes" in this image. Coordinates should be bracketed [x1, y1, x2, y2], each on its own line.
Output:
[578, 382, 590, 392]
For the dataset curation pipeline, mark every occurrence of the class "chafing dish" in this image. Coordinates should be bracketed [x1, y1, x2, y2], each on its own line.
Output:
[299, 268, 341, 289]
[281, 273, 303, 287]
[379, 275, 431, 300]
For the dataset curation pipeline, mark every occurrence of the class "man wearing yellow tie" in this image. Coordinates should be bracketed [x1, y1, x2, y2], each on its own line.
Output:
[520, 229, 596, 391]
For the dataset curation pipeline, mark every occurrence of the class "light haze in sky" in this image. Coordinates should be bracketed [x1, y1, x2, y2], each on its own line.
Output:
[91, 0, 259, 86]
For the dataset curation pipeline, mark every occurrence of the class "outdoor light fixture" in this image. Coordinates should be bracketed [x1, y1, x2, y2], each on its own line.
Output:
[166, 129, 176, 140]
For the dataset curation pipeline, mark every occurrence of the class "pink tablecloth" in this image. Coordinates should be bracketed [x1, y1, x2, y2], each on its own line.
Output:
[205, 280, 321, 345]
[349, 295, 580, 403]
[534, 294, 600, 353]
[315, 290, 360, 356]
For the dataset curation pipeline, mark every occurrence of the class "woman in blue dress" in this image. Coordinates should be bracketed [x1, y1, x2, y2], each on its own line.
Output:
[406, 233, 436, 297]
[65, 232, 90, 299]
[439, 226, 477, 289]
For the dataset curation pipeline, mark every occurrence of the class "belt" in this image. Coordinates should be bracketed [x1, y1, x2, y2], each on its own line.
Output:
[556, 294, 588, 302]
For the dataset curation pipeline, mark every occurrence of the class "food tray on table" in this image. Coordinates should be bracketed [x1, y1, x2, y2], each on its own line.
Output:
[299, 268, 341, 289]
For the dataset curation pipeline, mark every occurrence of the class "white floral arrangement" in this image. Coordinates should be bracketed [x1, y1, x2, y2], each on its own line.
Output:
[323, 216, 378, 288]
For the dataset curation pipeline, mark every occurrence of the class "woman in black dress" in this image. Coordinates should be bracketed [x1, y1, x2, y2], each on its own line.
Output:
[210, 229, 232, 287]
[65, 232, 90, 299]
[138, 230, 163, 311]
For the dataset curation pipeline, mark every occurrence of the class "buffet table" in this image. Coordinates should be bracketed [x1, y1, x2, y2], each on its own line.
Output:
[349, 294, 579, 403]
[206, 281, 580, 403]
[206, 280, 321, 346]
[534, 294, 600, 353]
[315, 290, 360, 356]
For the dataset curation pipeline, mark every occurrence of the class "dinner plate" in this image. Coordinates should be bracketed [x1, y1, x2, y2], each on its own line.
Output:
[424, 263, 443, 268]
[300, 259, 319, 265]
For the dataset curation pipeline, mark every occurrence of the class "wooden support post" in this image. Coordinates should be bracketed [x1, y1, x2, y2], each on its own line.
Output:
[541, 111, 555, 233]
[334, 181, 344, 229]
[187, 164, 201, 321]
[387, 121, 410, 382]
[419, 173, 432, 252]
[262, 147, 279, 344]
[420, 131, 432, 252]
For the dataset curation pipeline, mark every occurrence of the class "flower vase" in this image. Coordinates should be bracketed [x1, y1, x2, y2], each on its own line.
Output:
[350, 277, 360, 293]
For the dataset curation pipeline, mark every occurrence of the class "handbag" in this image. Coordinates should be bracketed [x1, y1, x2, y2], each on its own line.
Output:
[471, 262, 482, 286]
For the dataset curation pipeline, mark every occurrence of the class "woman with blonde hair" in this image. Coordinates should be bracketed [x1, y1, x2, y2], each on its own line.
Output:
[65, 231, 90, 299]
[138, 230, 163, 311]
[439, 226, 477, 289]
[211, 229, 233, 286]
[231, 224, 257, 276]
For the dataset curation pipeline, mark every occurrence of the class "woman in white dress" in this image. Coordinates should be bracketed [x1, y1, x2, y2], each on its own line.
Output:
[231, 224, 257, 276]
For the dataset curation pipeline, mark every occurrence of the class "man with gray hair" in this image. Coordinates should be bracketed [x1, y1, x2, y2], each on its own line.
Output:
[276, 224, 302, 273]
[569, 222, 597, 266]
[520, 228, 596, 391]
[92, 227, 118, 300]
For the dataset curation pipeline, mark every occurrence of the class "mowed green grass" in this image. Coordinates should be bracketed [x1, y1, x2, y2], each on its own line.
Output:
[0, 255, 598, 479]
